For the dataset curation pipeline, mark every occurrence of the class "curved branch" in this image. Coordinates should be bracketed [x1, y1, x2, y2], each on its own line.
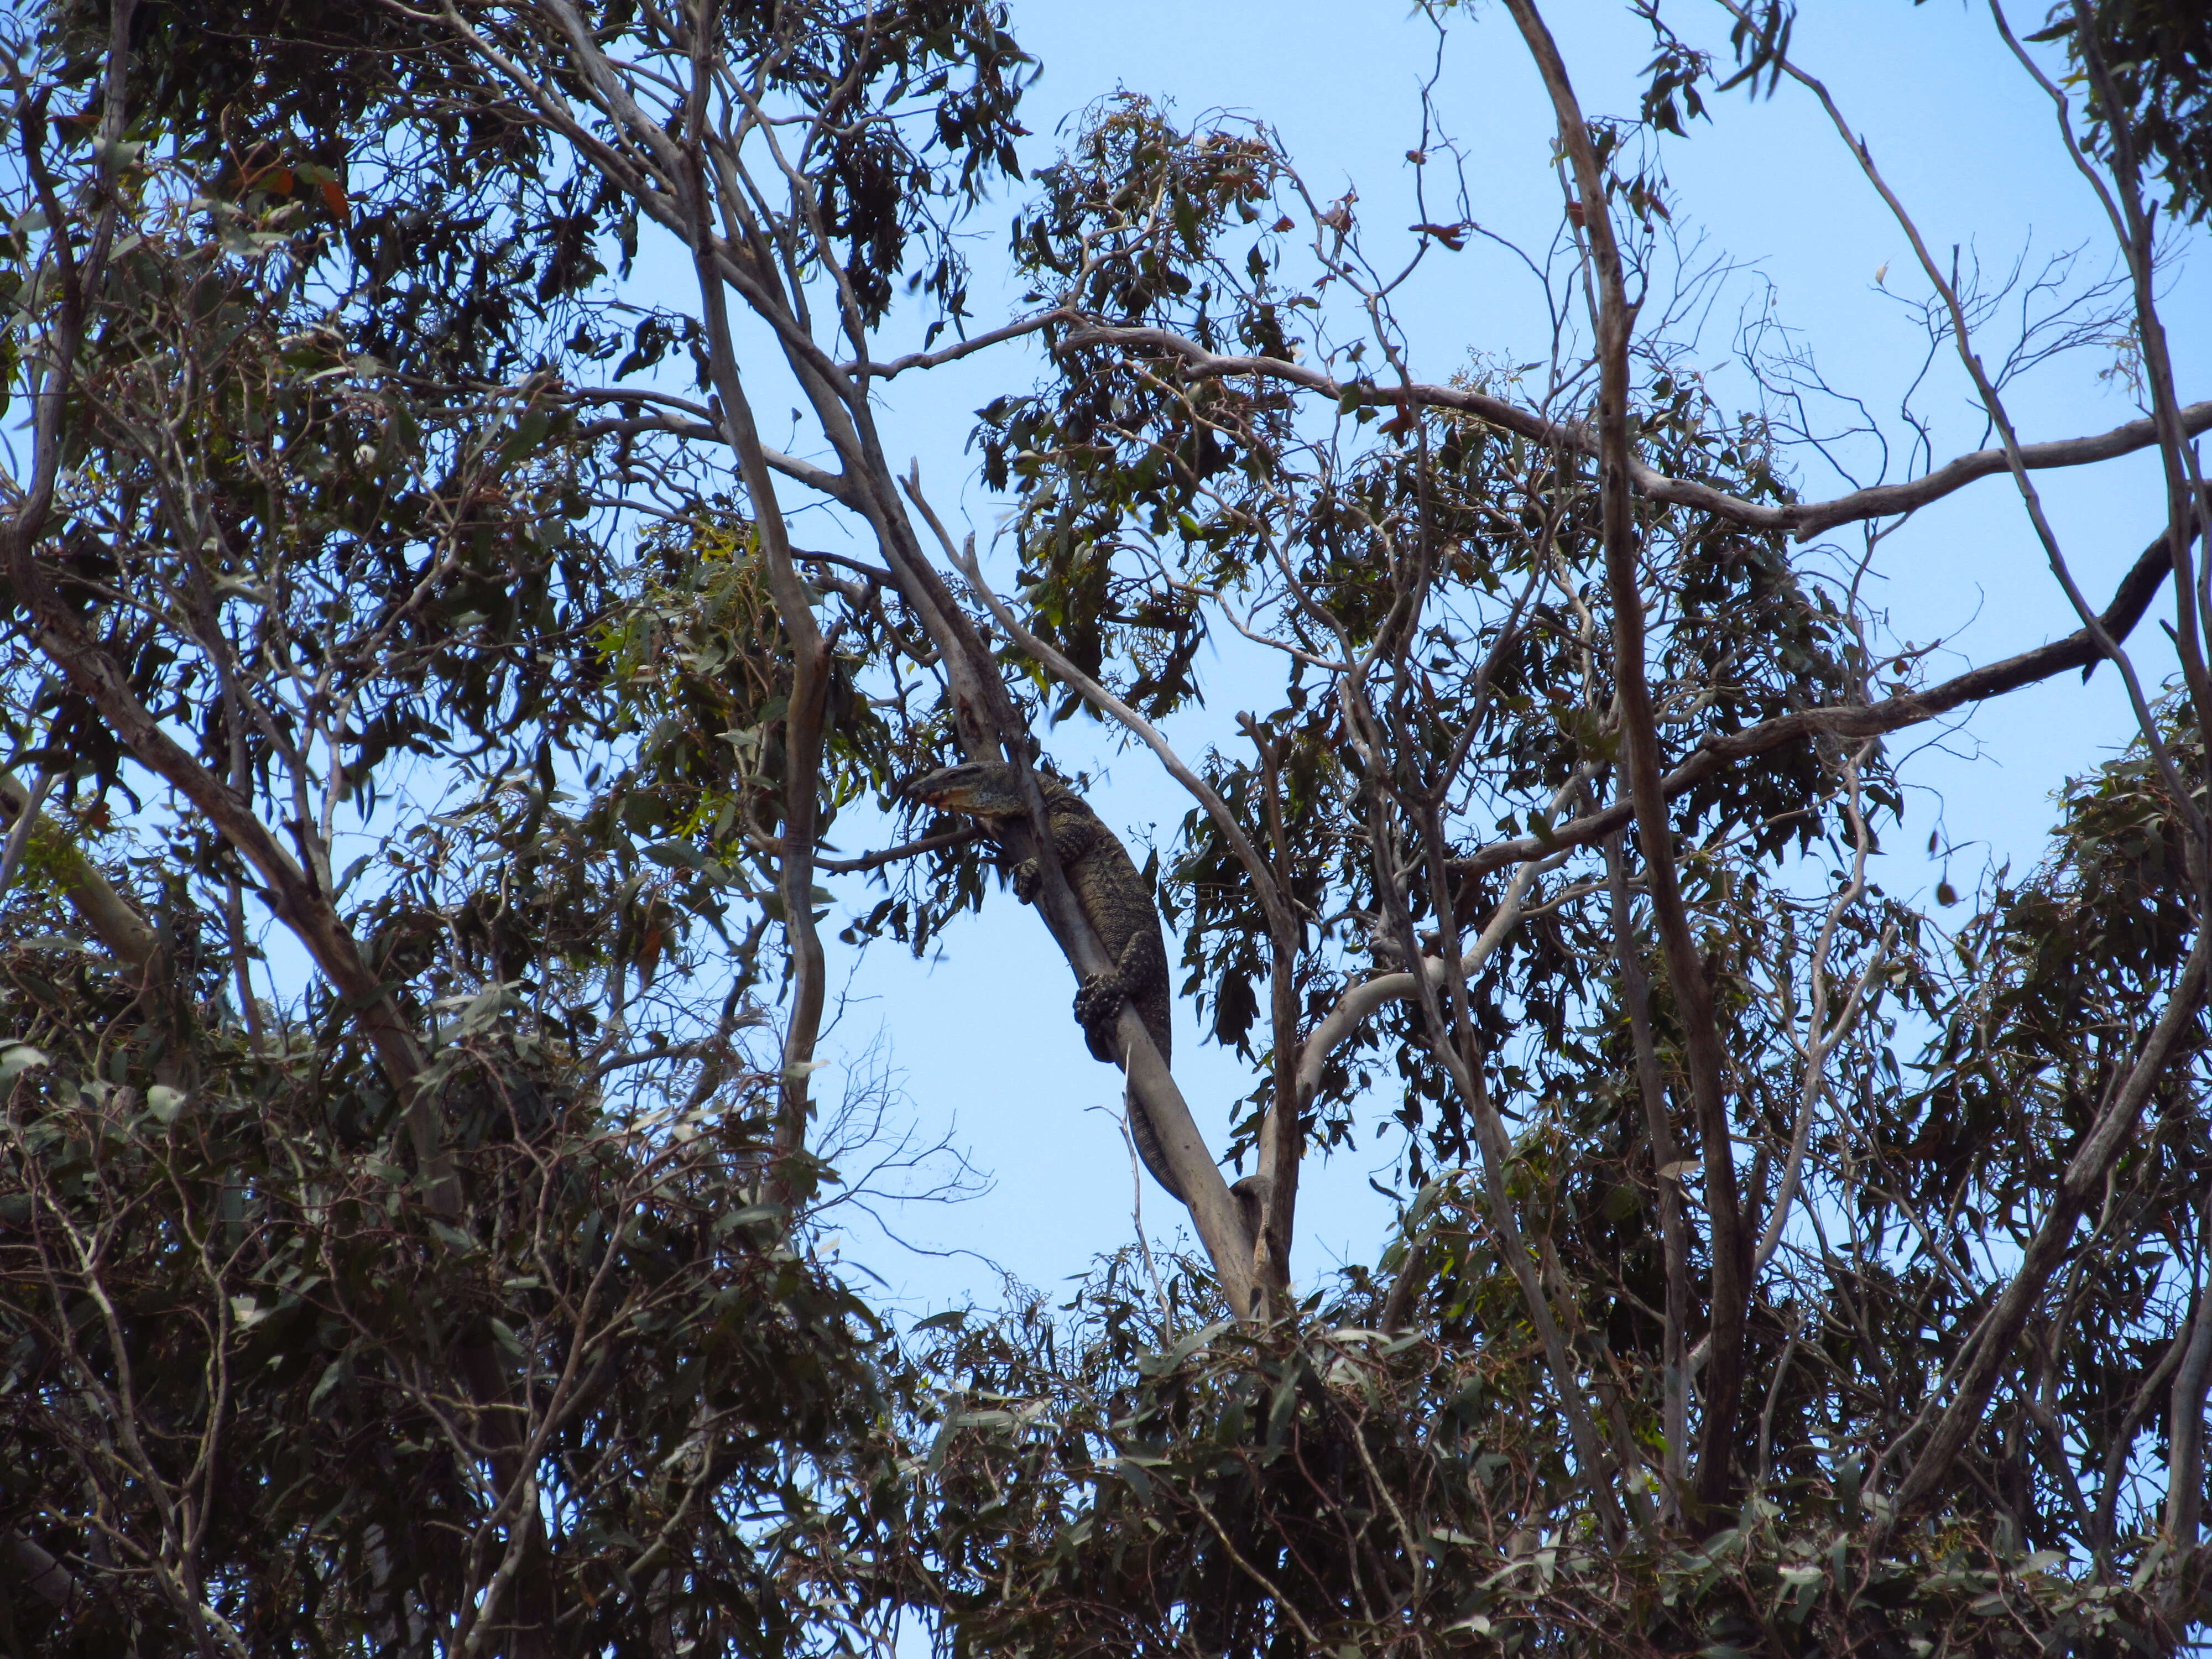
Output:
[848, 307, 1071, 382]
[572, 412, 853, 502]
[561, 385, 849, 495]
[1796, 404, 2212, 540]
[1451, 511, 2182, 880]
[1062, 322, 2212, 542]
[1292, 845, 1566, 1114]
[810, 826, 979, 873]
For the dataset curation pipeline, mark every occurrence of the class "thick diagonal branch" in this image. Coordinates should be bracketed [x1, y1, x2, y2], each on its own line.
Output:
[0, 769, 160, 973]
[1887, 931, 2210, 1520]
[944, 547, 1296, 1302]
[1504, 0, 1749, 1517]
[905, 489, 1261, 1313]
[1451, 512, 2183, 880]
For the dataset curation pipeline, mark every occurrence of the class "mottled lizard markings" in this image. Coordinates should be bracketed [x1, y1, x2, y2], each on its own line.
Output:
[909, 762, 1185, 1202]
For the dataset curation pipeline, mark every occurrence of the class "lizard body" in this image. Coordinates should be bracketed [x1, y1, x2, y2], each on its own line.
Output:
[909, 761, 1185, 1202]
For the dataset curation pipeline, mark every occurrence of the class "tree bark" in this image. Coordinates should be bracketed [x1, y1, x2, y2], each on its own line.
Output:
[1503, 0, 1750, 1519]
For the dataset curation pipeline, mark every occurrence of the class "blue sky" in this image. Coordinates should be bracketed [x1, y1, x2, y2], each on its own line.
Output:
[770, 0, 2212, 1314]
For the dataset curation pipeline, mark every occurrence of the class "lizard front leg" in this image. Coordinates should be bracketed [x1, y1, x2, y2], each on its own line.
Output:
[1001, 838, 1125, 1055]
[1074, 928, 1168, 1062]
[1012, 854, 1124, 1053]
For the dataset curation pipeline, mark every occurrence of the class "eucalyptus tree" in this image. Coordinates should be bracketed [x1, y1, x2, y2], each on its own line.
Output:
[4, 0, 2212, 1655]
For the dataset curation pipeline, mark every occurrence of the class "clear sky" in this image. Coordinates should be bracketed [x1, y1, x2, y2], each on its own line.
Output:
[774, 0, 2212, 1317]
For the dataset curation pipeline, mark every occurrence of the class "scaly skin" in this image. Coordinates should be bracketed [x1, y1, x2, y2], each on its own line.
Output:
[910, 761, 1184, 1202]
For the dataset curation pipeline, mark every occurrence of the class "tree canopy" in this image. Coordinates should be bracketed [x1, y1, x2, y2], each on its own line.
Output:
[3, 1, 2211, 1654]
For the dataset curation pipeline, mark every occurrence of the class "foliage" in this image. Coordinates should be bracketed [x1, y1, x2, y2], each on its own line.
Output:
[0, 890, 895, 1657]
[918, 1264, 2182, 1656]
[2030, 0, 2212, 225]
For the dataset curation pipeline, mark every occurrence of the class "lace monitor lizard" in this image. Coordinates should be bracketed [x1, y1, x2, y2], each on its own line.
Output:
[909, 761, 1186, 1203]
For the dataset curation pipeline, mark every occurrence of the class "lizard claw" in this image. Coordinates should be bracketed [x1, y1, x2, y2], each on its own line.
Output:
[1073, 971, 1126, 1062]
[1011, 858, 1041, 905]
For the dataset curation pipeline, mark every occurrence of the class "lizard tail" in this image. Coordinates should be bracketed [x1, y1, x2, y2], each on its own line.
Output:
[1125, 1087, 1190, 1205]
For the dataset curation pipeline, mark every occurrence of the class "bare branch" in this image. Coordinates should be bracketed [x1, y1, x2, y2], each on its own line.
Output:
[810, 826, 981, 873]
[1292, 842, 1568, 1118]
[901, 474, 1263, 1313]
[849, 307, 1071, 382]
[674, 1, 831, 1203]
[941, 531, 1301, 952]
[1063, 321, 2212, 541]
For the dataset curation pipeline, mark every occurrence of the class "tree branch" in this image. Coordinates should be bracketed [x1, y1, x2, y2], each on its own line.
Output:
[847, 307, 1071, 383]
[808, 826, 980, 874]
[1451, 511, 2183, 881]
[1291, 844, 1566, 1119]
[0, 769, 160, 973]
[677, 2, 831, 1207]
[1605, 827, 1691, 1512]
[1887, 930, 2210, 1521]
[1061, 322, 2212, 542]
[1504, 0, 1747, 1519]
[904, 479, 1262, 1314]
[945, 543, 1301, 952]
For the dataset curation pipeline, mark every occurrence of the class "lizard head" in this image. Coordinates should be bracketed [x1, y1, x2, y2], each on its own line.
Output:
[906, 761, 1029, 822]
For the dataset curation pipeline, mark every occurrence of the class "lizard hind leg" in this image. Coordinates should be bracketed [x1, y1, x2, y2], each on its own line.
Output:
[1073, 970, 1126, 1063]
